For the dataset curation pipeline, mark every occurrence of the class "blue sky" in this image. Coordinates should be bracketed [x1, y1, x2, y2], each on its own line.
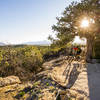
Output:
[0, 0, 80, 44]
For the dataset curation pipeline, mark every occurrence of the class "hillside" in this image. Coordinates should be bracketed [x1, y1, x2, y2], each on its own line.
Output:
[23, 40, 51, 46]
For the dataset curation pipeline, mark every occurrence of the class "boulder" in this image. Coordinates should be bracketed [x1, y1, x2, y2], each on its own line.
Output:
[0, 76, 21, 87]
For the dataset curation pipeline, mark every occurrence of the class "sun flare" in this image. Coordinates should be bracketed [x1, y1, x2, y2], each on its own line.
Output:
[80, 18, 89, 28]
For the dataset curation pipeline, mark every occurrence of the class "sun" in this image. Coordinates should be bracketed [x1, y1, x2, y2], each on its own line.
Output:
[80, 18, 89, 28]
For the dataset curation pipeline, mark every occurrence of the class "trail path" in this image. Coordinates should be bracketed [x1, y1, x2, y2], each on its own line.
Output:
[69, 63, 100, 100]
[86, 63, 100, 100]
[43, 57, 100, 100]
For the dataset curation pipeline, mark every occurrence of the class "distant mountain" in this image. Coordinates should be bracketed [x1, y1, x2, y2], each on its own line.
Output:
[23, 40, 51, 46]
[0, 42, 5, 46]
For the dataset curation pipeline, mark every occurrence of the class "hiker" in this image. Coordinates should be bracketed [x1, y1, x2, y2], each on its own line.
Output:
[73, 46, 82, 60]
[73, 47, 78, 56]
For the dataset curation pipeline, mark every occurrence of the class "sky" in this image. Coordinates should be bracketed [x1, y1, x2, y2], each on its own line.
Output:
[0, 0, 81, 44]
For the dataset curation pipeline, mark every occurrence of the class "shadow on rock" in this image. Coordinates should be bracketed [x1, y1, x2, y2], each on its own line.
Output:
[15, 86, 32, 99]
[66, 63, 81, 88]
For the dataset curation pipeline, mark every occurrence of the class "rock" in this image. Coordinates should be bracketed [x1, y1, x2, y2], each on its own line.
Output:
[0, 76, 21, 87]
[42, 62, 53, 70]
[56, 91, 69, 100]
[25, 93, 38, 100]
[59, 90, 67, 95]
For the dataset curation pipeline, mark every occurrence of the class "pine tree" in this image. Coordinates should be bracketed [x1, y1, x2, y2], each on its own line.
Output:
[52, 0, 100, 61]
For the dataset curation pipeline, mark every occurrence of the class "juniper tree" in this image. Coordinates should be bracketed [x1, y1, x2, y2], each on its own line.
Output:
[51, 0, 100, 61]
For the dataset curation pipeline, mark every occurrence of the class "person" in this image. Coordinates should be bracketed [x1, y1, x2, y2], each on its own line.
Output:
[73, 46, 82, 61]
[72, 46, 78, 56]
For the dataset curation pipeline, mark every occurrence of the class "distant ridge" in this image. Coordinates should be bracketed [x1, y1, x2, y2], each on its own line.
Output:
[0, 42, 5, 46]
[23, 40, 51, 46]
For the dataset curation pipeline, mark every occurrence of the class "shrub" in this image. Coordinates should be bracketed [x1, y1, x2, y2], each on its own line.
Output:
[0, 46, 43, 81]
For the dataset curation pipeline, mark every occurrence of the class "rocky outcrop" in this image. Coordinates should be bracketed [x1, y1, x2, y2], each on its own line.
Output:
[0, 56, 100, 100]
[0, 76, 21, 87]
[42, 56, 67, 70]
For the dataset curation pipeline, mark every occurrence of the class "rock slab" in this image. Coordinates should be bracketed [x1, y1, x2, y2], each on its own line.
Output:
[0, 76, 21, 87]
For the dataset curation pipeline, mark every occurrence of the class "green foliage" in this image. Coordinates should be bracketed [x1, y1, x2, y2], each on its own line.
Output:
[36, 45, 50, 56]
[49, 86, 55, 91]
[33, 81, 40, 87]
[50, 0, 100, 60]
[18, 46, 43, 71]
[19, 91, 25, 97]
[0, 45, 44, 80]
[46, 82, 49, 86]
[0, 45, 65, 80]
[43, 45, 70, 60]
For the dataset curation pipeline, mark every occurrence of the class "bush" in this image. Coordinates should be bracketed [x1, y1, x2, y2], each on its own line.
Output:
[43, 46, 69, 61]
[0, 46, 43, 81]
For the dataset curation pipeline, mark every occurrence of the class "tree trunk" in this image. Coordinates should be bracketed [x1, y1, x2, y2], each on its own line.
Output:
[86, 37, 94, 62]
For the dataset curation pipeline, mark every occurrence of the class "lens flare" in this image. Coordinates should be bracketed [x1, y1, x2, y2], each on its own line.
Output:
[80, 18, 89, 28]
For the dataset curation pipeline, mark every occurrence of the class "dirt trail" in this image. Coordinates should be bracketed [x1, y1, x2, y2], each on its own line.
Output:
[44, 57, 100, 100]
[69, 63, 100, 100]
[86, 63, 100, 100]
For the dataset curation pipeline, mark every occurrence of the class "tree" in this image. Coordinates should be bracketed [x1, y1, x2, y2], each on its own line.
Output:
[51, 0, 100, 62]
[52, 2, 76, 48]
[74, 0, 100, 61]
